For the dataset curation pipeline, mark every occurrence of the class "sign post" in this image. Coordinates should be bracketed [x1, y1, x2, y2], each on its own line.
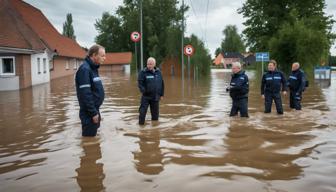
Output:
[256, 52, 270, 76]
[130, 31, 141, 73]
[184, 45, 195, 80]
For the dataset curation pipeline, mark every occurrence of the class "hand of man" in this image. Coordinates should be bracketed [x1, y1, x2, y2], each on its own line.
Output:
[261, 95, 265, 99]
[283, 91, 287, 96]
[92, 114, 99, 124]
[160, 96, 164, 100]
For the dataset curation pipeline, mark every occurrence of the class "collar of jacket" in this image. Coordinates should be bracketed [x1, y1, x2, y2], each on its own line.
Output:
[85, 56, 100, 70]
[292, 69, 300, 73]
[145, 67, 158, 73]
[232, 70, 245, 77]
[267, 69, 279, 74]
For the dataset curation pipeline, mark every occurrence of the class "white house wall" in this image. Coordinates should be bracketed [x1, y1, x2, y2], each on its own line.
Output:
[0, 76, 19, 91]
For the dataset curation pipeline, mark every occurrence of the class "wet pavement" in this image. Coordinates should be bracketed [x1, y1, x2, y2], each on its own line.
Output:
[1, 69, 336, 192]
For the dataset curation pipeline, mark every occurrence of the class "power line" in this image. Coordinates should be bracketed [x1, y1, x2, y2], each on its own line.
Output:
[204, 0, 210, 47]
[188, 0, 206, 42]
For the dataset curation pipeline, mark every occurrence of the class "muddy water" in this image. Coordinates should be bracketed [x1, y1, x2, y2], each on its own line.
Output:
[0, 69, 336, 192]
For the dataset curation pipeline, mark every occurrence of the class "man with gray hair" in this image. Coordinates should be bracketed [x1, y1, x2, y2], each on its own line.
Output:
[138, 57, 165, 125]
[226, 62, 249, 117]
[75, 44, 105, 136]
[287, 62, 307, 110]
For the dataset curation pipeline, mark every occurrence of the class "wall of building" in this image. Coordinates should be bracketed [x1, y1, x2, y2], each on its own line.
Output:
[16, 54, 32, 89]
[31, 51, 50, 85]
[50, 56, 81, 80]
[100, 64, 126, 72]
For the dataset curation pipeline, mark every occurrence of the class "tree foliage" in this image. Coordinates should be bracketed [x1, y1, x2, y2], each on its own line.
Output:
[238, 0, 335, 71]
[220, 25, 245, 53]
[62, 13, 76, 40]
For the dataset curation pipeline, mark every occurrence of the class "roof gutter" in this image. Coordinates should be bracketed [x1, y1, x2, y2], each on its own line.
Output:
[0, 46, 44, 54]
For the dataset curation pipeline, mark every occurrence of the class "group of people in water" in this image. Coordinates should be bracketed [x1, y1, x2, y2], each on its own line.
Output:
[74, 44, 307, 137]
[227, 60, 307, 118]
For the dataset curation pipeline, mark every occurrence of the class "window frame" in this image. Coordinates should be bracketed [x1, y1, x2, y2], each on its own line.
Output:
[0, 56, 16, 76]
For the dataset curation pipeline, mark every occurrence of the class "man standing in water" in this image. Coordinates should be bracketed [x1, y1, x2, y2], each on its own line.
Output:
[226, 62, 249, 117]
[287, 62, 306, 110]
[261, 60, 287, 114]
[75, 45, 105, 136]
[138, 57, 165, 125]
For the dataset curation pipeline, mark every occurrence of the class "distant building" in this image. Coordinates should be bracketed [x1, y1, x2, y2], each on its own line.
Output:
[213, 52, 244, 68]
[0, 0, 86, 91]
[213, 52, 256, 69]
[242, 52, 256, 66]
[100, 52, 132, 74]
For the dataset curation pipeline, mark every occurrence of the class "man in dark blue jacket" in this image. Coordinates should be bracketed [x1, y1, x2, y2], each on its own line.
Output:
[75, 45, 105, 136]
[138, 57, 164, 125]
[288, 62, 306, 110]
[261, 60, 287, 114]
[226, 62, 249, 117]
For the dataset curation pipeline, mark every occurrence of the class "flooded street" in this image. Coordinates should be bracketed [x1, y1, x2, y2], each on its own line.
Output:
[1, 69, 336, 192]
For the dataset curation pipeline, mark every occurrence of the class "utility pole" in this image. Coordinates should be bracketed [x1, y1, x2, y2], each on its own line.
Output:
[140, 0, 144, 70]
[181, 0, 184, 81]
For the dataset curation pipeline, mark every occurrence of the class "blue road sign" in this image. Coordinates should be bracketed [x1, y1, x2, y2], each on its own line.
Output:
[256, 52, 269, 62]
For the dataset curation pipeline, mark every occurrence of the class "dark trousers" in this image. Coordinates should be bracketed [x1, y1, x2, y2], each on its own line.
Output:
[230, 97, 249, 117]
[139, 96, 159, 125]
[80, 110, 101, 137]
[290, 91, 302, 110]
[264, 92, 283, 114]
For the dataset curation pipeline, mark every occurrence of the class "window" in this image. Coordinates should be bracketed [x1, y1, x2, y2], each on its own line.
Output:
[49, 59, 54, 71]
[43, 58, 47, 73]
[71, 59, 76, 70]
[65, 60, 69, 70]
[0, 57, 15, 76]
[37, 58, 41, 74]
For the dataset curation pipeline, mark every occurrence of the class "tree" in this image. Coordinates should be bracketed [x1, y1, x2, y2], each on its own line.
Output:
[95, 13, 127, 52]
[214, 47, 222, 57]
[238, 0, 335, 71]
[62, 13, 76, 40]
[220, 25, 245, 53]
[95, 0, 185, 64]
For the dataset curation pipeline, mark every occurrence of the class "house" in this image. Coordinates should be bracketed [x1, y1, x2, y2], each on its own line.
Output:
[213, 52, 244, 69]
[100, 52, 132, 74]
[0, 0, 86, 91]
[242, 52, 256, 66]
[213, 52, 256, 68]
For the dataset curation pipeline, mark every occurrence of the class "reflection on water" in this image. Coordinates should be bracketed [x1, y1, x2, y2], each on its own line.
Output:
[76, 137, 105, 192]
[0, 70, 336, 192]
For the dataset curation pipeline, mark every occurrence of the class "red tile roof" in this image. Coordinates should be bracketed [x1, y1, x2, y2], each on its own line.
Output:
[103, 52, 132, 65]
[0, 0, 45, 51]
[0, 0, 86, 58]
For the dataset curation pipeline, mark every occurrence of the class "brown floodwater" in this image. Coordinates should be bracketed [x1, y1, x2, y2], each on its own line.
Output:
[1, 69, 336, 192]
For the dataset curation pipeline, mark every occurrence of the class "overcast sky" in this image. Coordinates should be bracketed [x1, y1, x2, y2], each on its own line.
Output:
[24, 0, 336, 57]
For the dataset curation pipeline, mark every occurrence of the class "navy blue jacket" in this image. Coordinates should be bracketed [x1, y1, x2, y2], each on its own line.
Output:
[229, 70, 249, 99]
[138, 67, 164, 101]
[261, 70, 287, 95]
[287, 69, 306, 93]
[75, 56, 105, 117]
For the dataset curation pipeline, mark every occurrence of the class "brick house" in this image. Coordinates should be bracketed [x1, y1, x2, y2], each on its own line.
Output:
[0, 0, 85, 91]
[100, 52, 132, 74]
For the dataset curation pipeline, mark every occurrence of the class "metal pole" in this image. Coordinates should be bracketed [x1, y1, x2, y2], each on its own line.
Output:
[135, 42, 138, 73]
[140, 0, 144, 70]
[188, 55, 190, 80]
[261, 57, 264, 77]
[181, 0, 184, 81]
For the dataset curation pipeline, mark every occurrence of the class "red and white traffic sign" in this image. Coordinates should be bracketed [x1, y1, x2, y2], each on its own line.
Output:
[184, 45, 195, 56]
[130, 31, 141, 42]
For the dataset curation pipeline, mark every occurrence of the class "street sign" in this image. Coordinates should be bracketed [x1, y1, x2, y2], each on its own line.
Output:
[256, 52, 269, 62]
[130, 31, 141, 42]
[184, 45, 195, 56]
